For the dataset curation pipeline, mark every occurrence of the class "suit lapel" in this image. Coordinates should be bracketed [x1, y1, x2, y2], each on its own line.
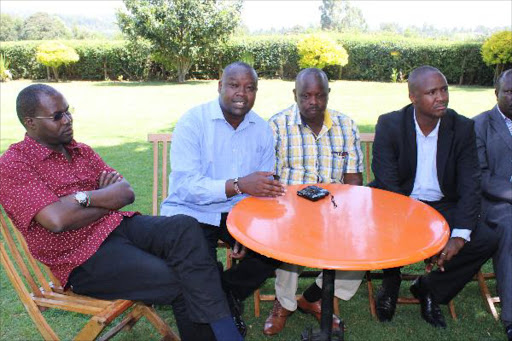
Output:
[437, 113, 454, 185]
[490, 105, 512, 152]
[404, 105, 417, 175]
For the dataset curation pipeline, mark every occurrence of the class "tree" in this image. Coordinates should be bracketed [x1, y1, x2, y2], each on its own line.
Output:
[117, 0, 242, 83]
[379, 22, 402, 34]
[319, 0, 367, 32]
[36, 42, 79, 81]
[0, 14, 23, 41]
[21, 12, 72, 40]
[482, 30, 512, 82]
[296, 34, 349, 70]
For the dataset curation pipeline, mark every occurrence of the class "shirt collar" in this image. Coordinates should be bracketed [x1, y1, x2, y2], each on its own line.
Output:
[20, 134, 81, 161]
[413, 109, 440, 138]
[290, 103, 332, 130]
[212, 98, 256, 127]
[497, 104, 512, 124]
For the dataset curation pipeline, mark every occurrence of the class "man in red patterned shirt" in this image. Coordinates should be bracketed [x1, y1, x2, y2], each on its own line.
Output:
[0, 84, 243, 341]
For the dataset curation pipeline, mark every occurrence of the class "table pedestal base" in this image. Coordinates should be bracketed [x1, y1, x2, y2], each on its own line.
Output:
[301, 270, 344, 341]
[300, 326, 344, 341]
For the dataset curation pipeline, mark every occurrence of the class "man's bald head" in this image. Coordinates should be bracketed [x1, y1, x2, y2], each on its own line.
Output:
[221, 62, 258, 84]
[408, 66, 445, 96]
[295, 68, 329, 90]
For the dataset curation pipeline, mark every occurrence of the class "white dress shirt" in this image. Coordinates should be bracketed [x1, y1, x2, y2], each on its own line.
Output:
[411, 110, 471, 241]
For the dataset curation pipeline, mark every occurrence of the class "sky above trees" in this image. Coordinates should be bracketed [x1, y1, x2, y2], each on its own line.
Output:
[1, 0, 510, 33]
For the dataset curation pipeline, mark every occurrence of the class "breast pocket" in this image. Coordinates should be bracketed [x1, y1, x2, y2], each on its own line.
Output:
[330, 151, 347, 182]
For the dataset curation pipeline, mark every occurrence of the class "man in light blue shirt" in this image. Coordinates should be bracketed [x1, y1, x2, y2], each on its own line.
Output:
[161, 62, 286, 337]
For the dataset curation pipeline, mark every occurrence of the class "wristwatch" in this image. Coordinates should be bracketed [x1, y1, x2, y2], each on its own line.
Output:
[233, 178, 243, 195]
[74, 191, 89, 207]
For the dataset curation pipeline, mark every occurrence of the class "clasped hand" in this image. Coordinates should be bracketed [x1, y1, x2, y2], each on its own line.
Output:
[98, 171, 123, 188]
[238, 171, 286, 197]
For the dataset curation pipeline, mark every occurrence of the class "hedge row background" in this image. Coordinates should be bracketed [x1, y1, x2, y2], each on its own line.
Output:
[0, 34, 495, 85]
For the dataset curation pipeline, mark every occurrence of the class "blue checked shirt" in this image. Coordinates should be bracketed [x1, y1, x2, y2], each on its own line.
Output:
[269, 104, 364, 185]
[160, 99, 275, 226]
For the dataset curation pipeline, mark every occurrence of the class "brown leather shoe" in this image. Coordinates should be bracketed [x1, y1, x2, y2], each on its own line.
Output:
[297, 296, 342, 331]
[263, 300, 293, 335]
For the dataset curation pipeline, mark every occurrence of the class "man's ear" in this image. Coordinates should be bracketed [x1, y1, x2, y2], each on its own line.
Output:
[218, 80, 222, 94]
[24, 117, 36, 131]
[409, 92, 415, 104]
[293, 88, 297, 103]
[495, 88, 498, 100]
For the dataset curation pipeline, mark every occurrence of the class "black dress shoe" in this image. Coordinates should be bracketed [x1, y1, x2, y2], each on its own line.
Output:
[376, 286, 398, 322]
[410, 278, 446, 328]
[505, 324, 512, 341]
[226, 289, 247, 337]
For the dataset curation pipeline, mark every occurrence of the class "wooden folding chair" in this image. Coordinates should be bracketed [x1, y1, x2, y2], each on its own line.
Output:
[0, 208, 179, 341]
[147, 133, 232, 269]
[476, 270, 500, 320]
[252, 133, 377, 317]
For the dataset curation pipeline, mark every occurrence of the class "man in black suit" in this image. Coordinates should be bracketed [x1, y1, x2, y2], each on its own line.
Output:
[474, 69, 512, 341]
[371, 65, 498, 328]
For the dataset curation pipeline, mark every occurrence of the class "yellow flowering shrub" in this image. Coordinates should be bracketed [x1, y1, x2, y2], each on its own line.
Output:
[36, 41, 79, 81]
[296, 34, 349, 69]
[482, 31, 512, 66]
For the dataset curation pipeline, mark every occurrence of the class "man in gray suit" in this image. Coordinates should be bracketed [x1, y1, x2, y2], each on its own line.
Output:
[473, 69, 512, 341]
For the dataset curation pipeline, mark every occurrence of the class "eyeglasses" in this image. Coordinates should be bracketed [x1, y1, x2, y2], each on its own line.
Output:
[33, 107, 74, 121]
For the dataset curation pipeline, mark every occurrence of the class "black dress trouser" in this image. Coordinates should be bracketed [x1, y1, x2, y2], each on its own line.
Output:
[68, 214, 230, 341]
[382, 200, 499, 304]
[200, 213, 282, 301]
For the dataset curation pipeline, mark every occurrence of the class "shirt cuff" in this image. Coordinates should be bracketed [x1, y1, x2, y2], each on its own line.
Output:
[451, 228, 471, 242]
[212, 179, 228, 201]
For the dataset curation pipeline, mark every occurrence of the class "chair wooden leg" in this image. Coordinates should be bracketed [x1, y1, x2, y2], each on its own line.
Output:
[74, 316, 107, 341]
[366, 271, 377, 318]
[225, 248, 232, 269]
[1, 246, 60, 341]
[139, 305, 180, 341]
[447, 300, 457, 320]
[254, 289, 261, 317]
[476, 271, 500, 320]
[96, 304, 145, 341]
[333, 297, 340, 316]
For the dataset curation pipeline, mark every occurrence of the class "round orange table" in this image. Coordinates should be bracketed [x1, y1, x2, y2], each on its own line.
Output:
[227, 184, 450, 340]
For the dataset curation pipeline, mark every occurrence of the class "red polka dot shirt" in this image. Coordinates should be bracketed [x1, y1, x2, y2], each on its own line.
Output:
[0, 135, 136, 287]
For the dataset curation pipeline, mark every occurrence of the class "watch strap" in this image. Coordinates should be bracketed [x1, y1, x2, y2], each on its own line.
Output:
[233, 178, 243, 195]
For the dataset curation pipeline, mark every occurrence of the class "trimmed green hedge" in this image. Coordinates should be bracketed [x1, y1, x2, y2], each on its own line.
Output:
[0, 34, 495, 85]
[0, 40, 153, 81]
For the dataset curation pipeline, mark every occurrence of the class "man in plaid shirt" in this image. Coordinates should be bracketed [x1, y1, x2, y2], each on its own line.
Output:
[263, 68, 365, 335]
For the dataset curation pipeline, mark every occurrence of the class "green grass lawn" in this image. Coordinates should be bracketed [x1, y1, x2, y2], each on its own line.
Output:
[0, 80, 503, 340]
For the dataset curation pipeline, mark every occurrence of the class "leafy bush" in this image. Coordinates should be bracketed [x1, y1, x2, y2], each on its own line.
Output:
[481, 30, 512, 79]
[0, 54, 12, 81]
[297, 34, 349, 69]
[36, 41, 79, 81]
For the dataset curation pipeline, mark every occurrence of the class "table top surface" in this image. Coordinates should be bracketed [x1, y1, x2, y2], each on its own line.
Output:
[227, 184, 450, 270]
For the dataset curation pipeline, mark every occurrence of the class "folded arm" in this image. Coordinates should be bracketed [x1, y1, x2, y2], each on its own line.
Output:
[35, 175, 135, 233]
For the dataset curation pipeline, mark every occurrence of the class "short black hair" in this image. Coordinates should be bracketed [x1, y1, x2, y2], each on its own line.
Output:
[496, 68, 512, 92]
[16, 84, 60, 126]
[221, 62, 258, 84]
[295, 68, 329, 90]
[408, 65, 444, 94]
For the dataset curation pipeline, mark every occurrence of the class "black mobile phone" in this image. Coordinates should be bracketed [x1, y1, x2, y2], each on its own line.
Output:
[297, 185, 330, 201]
